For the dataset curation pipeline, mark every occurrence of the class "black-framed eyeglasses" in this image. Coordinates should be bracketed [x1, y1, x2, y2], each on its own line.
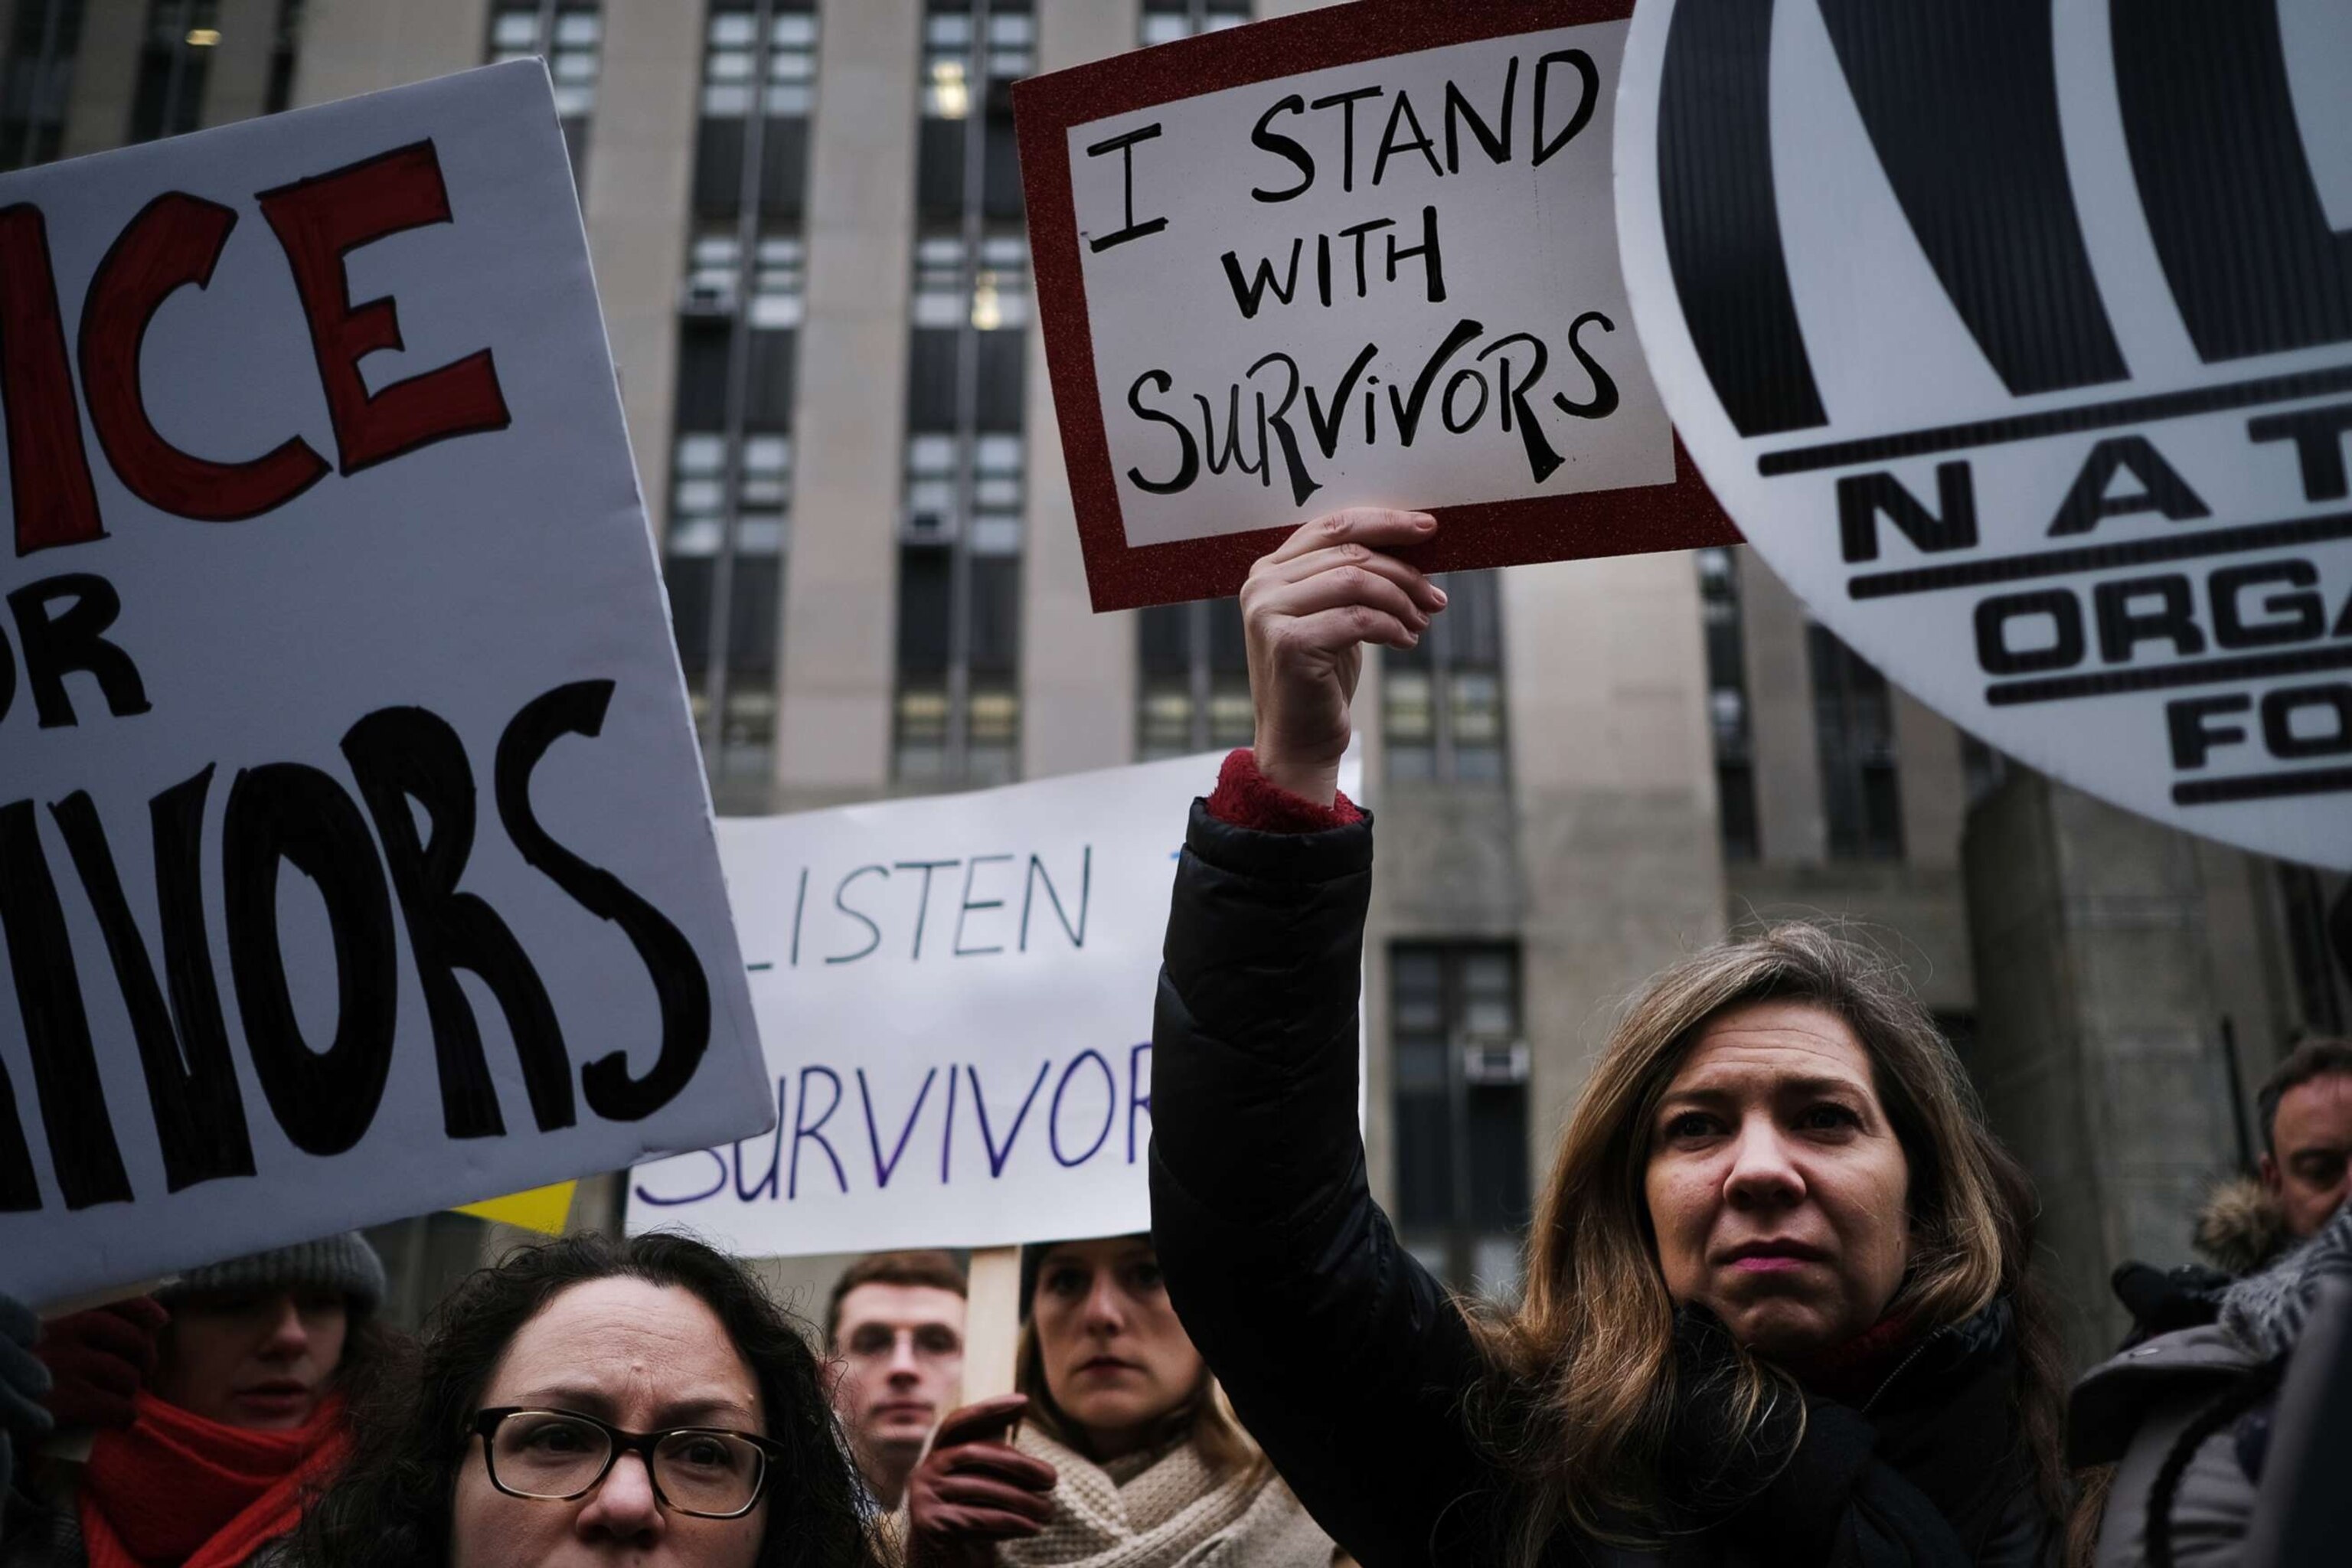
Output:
[470, 1407, 786, 1520]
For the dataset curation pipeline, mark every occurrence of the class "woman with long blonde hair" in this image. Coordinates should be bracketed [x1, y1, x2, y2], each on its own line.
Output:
[1145, 510, 2067, 1565]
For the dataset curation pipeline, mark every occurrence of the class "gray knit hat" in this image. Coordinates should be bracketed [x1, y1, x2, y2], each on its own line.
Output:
[155, 1232, 387, 1317]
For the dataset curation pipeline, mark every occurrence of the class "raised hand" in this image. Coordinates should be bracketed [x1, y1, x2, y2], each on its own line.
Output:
[904, 1393, 1058, 1568]
[1241, 509, 1446, 805]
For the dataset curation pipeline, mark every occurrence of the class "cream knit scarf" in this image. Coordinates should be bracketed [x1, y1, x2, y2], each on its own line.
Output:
[996, 1426, 1336, 1568]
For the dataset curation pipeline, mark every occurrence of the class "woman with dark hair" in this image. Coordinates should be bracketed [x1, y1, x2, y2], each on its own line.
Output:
[283, 1230, 878, 1568]
[903, 1233, 1338, 1567]
[1146, 511, 2068, 1565]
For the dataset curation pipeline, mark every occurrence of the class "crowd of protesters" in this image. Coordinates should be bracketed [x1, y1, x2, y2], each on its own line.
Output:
[0, 511, 2347, 1567]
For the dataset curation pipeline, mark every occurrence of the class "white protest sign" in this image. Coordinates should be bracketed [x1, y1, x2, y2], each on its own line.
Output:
[1615, 0, 2352, 870]
[628, 751, 1361, 1258]
[1014, 0, 1731, 611]
[0, 63, 771, 1307]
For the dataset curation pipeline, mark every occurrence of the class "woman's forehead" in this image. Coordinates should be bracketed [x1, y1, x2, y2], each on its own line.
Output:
[491, 1278, 758, 1407]
[1670, 1001, 1875, 1091]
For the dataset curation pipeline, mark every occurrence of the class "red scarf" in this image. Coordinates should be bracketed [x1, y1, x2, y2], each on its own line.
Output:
[78, 1390, 348, 1568]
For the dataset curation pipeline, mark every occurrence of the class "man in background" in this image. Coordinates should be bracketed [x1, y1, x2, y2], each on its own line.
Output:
[827, 1250, 967, 1513]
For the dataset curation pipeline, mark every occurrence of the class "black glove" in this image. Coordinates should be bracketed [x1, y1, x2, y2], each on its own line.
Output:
[0, 1292, 55, 1504]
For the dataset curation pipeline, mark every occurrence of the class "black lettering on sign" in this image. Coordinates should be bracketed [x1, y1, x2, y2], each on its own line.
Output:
[2095, 574, 2204, 663]
[496, 681, 710, 1122]
[52, 771, 256, 1193]
[1125, 371, 1200, 495]
[345, 706, 575, 1138]
[2169, 694, 2249, 769]
[6, 574, 151, 728]
[1975, 589, 2084, 676]
[0, 800, 133, 1207]
[2249, 403, 2352, 504]
[1815, 0, 2125, 397]
[1372, 90, 1442, 187]
[1250, 95, 1314, 202]
[1656, 0, 1825, 437]
[1531, 50, 1597, 166]
[1083, 123, 1168, 253]
[2262, 684, 2352, 760]
[1838, 463, 1978, 564]
[1442, 57, 1517, 173]
[224, 763, 400, 1157]
[1307, 87, 1382, 194]
[2046, 436, 2209, 536]
[1554, 311, 1619, 420]
[1221, 239, 1302, 320]
[2213, 561, 2327, 648]
[2112, 0, 2352, 363]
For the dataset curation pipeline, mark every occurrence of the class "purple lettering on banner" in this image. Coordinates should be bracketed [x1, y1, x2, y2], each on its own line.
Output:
[632, 1146, 726, 1207]
[733, 1074, 789, 1200]
[1127, 1041, 1153, 1163]
[967, 1060, 1050, 1178]
[939, 1062, 958, 1183]
[1049, 1050, 1115, 1168]
[789, 1065, 847, 1198]
[858, 1066, 937, 1188]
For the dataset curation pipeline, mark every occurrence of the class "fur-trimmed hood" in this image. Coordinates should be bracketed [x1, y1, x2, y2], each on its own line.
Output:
[2194, 1175, 2292, 1276]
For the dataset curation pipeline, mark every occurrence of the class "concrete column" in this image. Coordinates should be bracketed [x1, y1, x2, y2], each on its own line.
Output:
[1891, 688, 1965, 871]
[1504, 554, 1727, 1149]
[198, 0, 279, 126]
[290, 0, 487, 107]
[775, 0, 920, 798]
[60, 0, 144, 157]
[579, 0, 698, 588]
[1020, 0, 1139, 780]
[1736, 549, 1827, 865]
[1964, 773, 2247, 1366]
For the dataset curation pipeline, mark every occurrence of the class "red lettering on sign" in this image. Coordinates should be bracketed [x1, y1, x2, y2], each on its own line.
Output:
[79, 192, 332, 521]
[0, 205, 105, 556]
[257, 140, 511, 475]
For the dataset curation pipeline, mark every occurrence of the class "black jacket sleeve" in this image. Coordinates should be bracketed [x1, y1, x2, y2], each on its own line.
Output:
[1148, 802, 1501, 1568]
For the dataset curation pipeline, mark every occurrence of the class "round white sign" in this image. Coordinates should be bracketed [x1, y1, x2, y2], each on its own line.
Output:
[1614, 0, 2352, 871]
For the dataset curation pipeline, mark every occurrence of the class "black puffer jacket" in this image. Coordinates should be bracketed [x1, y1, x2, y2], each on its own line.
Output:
[1149, 803, 2053, 1568]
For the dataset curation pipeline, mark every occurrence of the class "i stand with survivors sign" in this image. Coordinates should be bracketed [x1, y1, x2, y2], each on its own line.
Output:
[1016, 0, 1733, 611]
[0, 63, 773, 1306]
[1615, 0, 2352, 871]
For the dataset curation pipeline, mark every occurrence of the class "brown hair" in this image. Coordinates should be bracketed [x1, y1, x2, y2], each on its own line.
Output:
[1015, 1236, 1261, 1478]
[1468, 923, 2066, 1558]
[825, 1250, 967, 1349]
[2255, 1037, 2352, 1153]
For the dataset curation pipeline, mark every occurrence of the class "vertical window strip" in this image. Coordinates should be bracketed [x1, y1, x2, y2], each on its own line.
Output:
[0, 0, 86, 168]
[486, 1, 603, 181]
[896, 0, 1034, 788]
[668, 0, 818, 788]
[1390, 942, 1530, 1294]
[263, 0, 302, 115]
[130, 0, 220, 143]
[1135, 599, 1249, 760]
[1383, 570, 1506, 785]
[1697, 547, 1759, 861]
[1138, 0, 1251, 48]
[1809, 622, 1905, 861]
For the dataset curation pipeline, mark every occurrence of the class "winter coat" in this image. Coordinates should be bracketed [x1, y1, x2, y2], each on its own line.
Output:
[2109, 1181, 2292, 1348]
[1149, 802, 2056, 1568]
[2071, 1194, 2352, 1567]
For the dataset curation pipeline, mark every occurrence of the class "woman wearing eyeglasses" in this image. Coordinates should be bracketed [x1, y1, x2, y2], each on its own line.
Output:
[283, 1233, 880, 1568]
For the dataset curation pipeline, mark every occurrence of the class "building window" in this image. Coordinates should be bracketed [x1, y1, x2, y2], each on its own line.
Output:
[488, 1, 603, 179]
[1139, 0, 1249, 47]
[894, 0, 1034, 788]
[1393, 944, 1529, 1295]
[1383, 570, 1504, 785]
[666, 0, 818, 790]
[0, 0, 84, 168]
[1697, 547, 1759, 861]
[129, 0, 219, 143]
[1809, 624, 1904, 860]
[1136, 599, 1250, 760]
[263, 0, 302, 114]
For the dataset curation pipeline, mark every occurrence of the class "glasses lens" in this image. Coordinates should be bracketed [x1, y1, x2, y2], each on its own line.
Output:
[492, 1413, 612, 1498]
[653, 1430, 765, 1516]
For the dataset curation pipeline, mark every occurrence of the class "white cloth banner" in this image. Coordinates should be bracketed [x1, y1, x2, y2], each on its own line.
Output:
[629, 752, 1360, 1258]
[0, 64, 770, 1306]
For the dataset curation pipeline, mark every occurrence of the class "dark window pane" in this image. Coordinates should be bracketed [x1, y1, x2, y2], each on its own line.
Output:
[727, 554, 781, 676]
[1207, 597, 1247, 675]
[974, 330, 1026, 431]
[969, 554, 1021, 676]
[744, 329, 796, 432]
[759, 116, 808, 219]
[674, 321, 732, 430]
[916, 119, 965, 223]
[1394, 1082, 1452, 1228]
[1139, 605, 1189, 678]
[907, 329, 960, 431]
[663, 555, 714, 678]
[982, 93, 1024, 218]
[897, 546, 951, 675]
[1466, 1083, 1530, 1230]
[694, 116, 746, 217]
[1718, 761, 1759, 861]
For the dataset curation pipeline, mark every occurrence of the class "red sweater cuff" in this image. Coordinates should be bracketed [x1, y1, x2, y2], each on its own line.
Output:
[1204, 748, 1363, 833]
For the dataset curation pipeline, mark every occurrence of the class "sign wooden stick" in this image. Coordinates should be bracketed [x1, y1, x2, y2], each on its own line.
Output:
[962, 1245, 1024, 1402]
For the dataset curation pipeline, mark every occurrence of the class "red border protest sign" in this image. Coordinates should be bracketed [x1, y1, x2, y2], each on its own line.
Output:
[1014, 0, 1736, 612]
